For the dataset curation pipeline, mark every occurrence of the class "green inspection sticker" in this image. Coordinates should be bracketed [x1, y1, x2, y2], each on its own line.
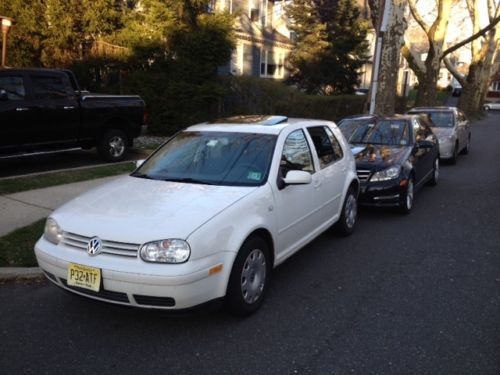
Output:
[247, 171, 262, 181]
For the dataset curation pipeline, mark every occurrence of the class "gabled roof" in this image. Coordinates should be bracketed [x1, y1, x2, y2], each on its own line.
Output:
[234, 14, 294, 49]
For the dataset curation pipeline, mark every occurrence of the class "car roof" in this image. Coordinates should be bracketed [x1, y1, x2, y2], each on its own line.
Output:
[0, 67, 66, 75]
[408, 106, 456, 112]
[339, 114, 418, 122]
[186, 115, 336, 135]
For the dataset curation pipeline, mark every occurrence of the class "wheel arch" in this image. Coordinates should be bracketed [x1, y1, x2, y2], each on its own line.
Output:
[242, 228, 275, 268]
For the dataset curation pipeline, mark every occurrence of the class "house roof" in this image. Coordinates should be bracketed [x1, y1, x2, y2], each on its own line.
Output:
[234, 14, 294, 49]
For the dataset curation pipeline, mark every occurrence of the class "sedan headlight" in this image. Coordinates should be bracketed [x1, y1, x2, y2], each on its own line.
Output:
[370, 166, 401, 182]
[44, 218, 63, 245]
[140, 239, 191, 263]
[439, 135, 455, 144]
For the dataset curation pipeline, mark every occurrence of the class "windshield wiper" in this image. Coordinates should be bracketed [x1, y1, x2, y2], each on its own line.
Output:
[130, 172, 155, 180]
[164, 177, 216, 185]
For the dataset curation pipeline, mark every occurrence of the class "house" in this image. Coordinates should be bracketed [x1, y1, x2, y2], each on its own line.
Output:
[486, 53, 500, 99]
[214, 0, 294, 78]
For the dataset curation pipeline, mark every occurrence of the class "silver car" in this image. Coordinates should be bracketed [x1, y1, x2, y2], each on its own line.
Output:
[484, 100, 500, 111]
[407, 107, 471, 164]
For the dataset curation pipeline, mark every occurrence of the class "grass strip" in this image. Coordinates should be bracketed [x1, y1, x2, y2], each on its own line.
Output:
[0, 162, 135, 195]
[0, 219, 45, 267]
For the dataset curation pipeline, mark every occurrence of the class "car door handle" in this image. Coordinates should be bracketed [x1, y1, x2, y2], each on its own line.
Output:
[63, 106, 75, 110]
[16, 107, 29, 112]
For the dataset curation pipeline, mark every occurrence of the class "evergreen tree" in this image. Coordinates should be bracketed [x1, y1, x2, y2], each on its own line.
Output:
[286, 0, 369, 95]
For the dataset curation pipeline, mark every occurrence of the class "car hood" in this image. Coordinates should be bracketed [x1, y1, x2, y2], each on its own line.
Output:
[350, 144, 409, 170]
[430, 127, 454, 139]
[52, 176, 257, 244]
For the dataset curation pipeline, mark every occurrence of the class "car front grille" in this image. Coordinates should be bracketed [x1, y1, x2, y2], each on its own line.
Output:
[357, 169, 372, 182]
[61, 278, 130, 303]
[61, 232, 140, 258]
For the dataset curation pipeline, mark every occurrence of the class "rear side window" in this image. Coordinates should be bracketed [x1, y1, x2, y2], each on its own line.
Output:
[0, 75, 26, 100]
[30, 75, 68, 100]
[307, 126, 343, 169]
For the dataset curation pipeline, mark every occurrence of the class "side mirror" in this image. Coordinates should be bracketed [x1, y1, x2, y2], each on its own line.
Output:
[0, 89, 8, 101]
[283, 170, 312, 185]
[417, 140, 434, 149]
[135, 159, 145, 168]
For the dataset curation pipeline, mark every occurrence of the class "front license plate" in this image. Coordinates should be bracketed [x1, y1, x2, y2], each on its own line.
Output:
[67, 263, 101, 292]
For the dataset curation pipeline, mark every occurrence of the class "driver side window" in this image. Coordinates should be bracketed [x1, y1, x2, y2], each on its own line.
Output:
[280, 130, 315, 177]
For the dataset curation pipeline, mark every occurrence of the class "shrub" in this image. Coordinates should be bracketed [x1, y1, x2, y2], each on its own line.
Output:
[220, 77, 367, 123]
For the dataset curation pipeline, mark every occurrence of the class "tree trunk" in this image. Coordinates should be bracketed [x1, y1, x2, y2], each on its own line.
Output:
[458, 62, 486, 114]
[372, 0, 407, 115]
[415, 70, 439, 106]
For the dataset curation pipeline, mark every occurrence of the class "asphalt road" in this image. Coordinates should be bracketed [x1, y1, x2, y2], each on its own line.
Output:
[1, 113, 500, 374]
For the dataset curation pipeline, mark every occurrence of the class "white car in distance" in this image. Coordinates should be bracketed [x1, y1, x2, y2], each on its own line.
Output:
[35, 116, 359, 315]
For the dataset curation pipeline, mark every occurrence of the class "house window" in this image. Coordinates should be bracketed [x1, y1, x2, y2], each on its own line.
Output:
[492, 81, 500, 92]
[260, 50, 285, 78]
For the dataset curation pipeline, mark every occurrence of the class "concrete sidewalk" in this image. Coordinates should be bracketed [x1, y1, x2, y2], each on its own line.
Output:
[0, 175, 126, 281]
[0, 175, 123, 237]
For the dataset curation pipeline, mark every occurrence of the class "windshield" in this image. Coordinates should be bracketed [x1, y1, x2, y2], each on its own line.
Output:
[338, 119, 410, 146]
[132, 131, 277, 186]
[412, 111, 454, 128]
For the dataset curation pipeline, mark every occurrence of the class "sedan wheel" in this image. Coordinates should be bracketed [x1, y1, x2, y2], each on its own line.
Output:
[462, 135, 471, 155]
[226, 236, 270, 316]
[428, 158, 439, 186]
[450, 143, 458, 165]
[399, 178, 414, 214]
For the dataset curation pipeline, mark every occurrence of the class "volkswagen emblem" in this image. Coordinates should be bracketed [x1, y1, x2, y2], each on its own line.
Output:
[87, 237, 102, 256]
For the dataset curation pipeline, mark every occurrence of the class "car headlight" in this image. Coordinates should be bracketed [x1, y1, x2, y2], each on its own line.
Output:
[439, 135, 455, 144]
[44, 218, 63, 245]
[140, 239, 191, 263]
[370, 166, 401, 182]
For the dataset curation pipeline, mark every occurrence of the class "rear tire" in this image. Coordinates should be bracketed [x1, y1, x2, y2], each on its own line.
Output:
[97, 129, 128, 162]
[334, 187, 358, 236]
[226, 236, 271, 316]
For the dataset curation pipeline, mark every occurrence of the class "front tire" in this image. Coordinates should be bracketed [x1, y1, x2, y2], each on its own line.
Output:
[399, 177, 414, 214]
[449, 142, 458, 165]
[334, 188, 358, 236]
[226, 236, 271, 316]
[97, 129, 128, 162]
[462, 134, 471, 155]
[428, 158, 439, 186]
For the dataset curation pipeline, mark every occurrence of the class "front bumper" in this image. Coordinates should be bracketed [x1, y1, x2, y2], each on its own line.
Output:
[35, 236, 235, 310]
[358, 179, 406, 207]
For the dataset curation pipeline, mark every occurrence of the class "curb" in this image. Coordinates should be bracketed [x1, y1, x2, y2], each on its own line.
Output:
[0, 267, 44, 282]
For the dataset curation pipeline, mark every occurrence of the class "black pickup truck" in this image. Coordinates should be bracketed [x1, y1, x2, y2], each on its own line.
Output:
[0, 68, 145, 162]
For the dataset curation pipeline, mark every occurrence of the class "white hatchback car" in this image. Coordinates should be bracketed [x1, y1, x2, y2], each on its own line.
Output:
[35, 116, 359, 315]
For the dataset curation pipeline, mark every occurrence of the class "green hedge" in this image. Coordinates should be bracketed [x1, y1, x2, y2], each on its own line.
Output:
[220, 76, 367, 123]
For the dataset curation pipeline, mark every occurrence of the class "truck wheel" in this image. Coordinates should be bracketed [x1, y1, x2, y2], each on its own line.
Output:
[98, 130, 128, 162]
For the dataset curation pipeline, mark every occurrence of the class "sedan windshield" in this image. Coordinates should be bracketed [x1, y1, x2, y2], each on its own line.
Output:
[338, 119, 410, 146]
[412, 111, 454, 128]
[132, 131, 277, 186]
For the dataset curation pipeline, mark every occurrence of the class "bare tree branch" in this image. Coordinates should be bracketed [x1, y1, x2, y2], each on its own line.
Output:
[401, 42, 426, 76]
[443, 57, 466, 87]
[442, 15, 500, 57]
[408, 0, 429, 34]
